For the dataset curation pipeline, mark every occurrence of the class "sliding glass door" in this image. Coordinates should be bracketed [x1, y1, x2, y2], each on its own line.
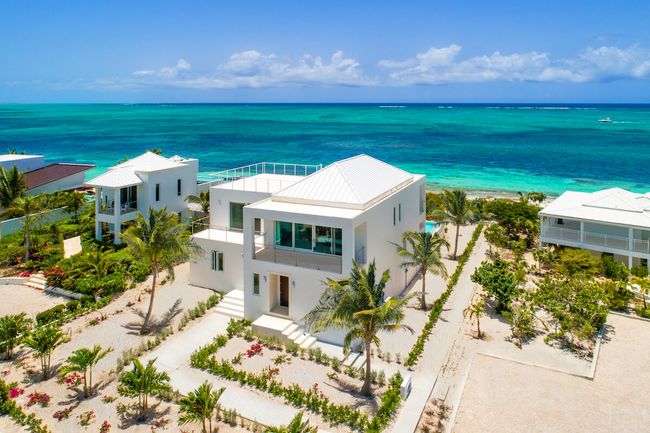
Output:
[275, 221, 342, 256]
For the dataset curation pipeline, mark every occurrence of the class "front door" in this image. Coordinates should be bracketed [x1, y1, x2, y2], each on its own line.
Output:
[279, 275, 289, 308]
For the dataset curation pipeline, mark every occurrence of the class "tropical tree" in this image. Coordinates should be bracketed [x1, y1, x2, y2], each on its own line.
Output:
[148, 147, 163, 155]
[431, 189, 474, 260]
[61, 191, 87, 221]
[0, 166, 26, 208]
[60, 344, 112, 398]
[471, 258, 519, 313]
[267, 411, 316, 433]
[185, 190, 210, 216]
[76, 248, 116, 277]
[118, 359, 171, 420]
[394, 231, 449, 310]
[0, 313, 33, 359]
[304, 260, 413, 396]
[122, 208, 201, 333]
[23, 325, 65, 379]
[178, 381, 225, 433]
[4, 195, 43, 261]
[464, 298, 485, 339]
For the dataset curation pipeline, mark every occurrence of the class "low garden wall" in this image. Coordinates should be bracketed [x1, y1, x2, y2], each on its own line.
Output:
[0, 277, 27, 285]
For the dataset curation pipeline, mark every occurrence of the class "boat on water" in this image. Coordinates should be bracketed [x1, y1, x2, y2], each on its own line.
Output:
[598, 117, 613, 123]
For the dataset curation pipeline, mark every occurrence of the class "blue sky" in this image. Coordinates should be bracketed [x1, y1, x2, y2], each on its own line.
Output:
[2, 0, 650, 102]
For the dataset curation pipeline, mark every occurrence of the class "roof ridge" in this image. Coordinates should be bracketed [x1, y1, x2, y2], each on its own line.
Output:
[333, 161, 363, 202]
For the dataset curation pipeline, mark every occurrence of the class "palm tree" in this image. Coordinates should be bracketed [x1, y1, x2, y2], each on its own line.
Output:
[122, 208, 201, 333]
[60, 344, 112, 398]
[304, 260, 413, 396]
[0, 313, 33, 359]
[394, 231, 449, 310]
[61, 191, 87, 221]
[77, 248, 116, 277]
[0, 166, 26, 208]
[118, 359, 171, 420]
[431, 189, 474, 260]
[464, 298, 485, 339]
[267, 411, 316, 433]
[4, 195, 43, 261]
[185, 190, 210, 216]
[178, 381, 225, 433]
[22, 325, 65, 379]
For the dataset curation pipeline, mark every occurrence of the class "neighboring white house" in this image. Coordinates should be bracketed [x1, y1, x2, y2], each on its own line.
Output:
[539, 187, 650, 269]
[24, 163, 95, 195]
[190, 155, 426, 346]
[86, 151, 198, 244]
[0, 154, 45, 173]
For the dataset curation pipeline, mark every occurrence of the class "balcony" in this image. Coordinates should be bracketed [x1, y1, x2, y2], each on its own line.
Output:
[541, 225, 650, 254]
[253, 244, 342, 274]
[191, 218, 264, 244]
[98, 201, 138, 216]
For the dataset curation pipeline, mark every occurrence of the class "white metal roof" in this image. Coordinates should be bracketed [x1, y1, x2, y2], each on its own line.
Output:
[272, 154, 415, 209]
[540, 187, 650, 229]
[86, 151, 187, 188]
[0, 154, 43, 162]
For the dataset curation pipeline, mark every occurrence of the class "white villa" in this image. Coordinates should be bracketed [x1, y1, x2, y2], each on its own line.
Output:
[190, 155, 426, 346]
[540, 187, 650, 270]
[86, 151, 198, 244]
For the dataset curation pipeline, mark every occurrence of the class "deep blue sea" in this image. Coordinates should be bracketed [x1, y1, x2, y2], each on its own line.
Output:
[0, 103, 649, 195]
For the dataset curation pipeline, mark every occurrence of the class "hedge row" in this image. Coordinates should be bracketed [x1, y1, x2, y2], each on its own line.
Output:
[405, 223, 484, 367]
[0, 380, 51, 433]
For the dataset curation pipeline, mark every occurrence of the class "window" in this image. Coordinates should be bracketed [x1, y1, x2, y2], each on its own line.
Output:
[294, 223, 313, 250]
[399, 203, 402, 222]
[253, 273, 260, 295]
[557, 218, 564, 225]
[230, 202, 245, 230]
[254, 218, 261, 234]
[393, 207, 396, 226]
[314, 226, 333, 254]
[333, 228, 342, 256]
[155, 183, 160, 202]
[275, 221, 293, 248]
[211, 251, 224, 271]
[177, 179, 182, 196]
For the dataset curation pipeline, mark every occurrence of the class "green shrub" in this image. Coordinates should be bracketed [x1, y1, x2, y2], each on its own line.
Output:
[79, 295, 95, 307]
[472, 257, 520, 313]
[631, 265, 649, 278]
[65, 300, 80, 313]
[128, 260, 150, 283]
[601, 255, 629, 281]
[76, 273, 126, 296]
[602, 281, 633, 311]
[35, 304, 66, 326]
[0, 243, 25, 267]
[58, 223, 82, 239]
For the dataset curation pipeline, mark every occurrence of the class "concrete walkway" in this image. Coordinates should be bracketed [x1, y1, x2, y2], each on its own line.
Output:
[390, 230, 488, 432]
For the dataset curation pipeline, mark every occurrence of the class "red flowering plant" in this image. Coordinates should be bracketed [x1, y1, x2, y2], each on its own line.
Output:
[262, 366, 280, 379]
[27, 391, 51, 407]
[9, 387, 25, 399]
[53, 407, 73, 421]
[99, 420, 111, 433]
[245, 343, 263, 358]
[43, 266, 65, 287]
[18, 271, 31, 278]
[64, 372, 84, 388]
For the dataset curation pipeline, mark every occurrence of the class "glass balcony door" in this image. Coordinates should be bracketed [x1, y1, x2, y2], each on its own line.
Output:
[274, 221, 342, 257]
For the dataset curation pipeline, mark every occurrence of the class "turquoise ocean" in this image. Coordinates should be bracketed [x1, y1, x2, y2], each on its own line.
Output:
[0, 103, 649, 196]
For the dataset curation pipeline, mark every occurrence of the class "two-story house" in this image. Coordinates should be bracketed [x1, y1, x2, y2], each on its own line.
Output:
[190, 154, 426, 346]
[539, 187, 650, 270]
[86, 151, 198, 244]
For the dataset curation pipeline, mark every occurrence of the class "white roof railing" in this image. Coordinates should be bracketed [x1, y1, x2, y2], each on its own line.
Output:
[202, 162, 322, 190]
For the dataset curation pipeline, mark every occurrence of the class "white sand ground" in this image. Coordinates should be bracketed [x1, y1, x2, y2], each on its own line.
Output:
[0, 284, 67, 318]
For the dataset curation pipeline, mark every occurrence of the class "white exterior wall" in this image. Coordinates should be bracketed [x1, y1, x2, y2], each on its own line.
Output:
[189, 236, 243, 292]
[210, 188, 273, 227]
[0, 155, 44, 172]
[352, 175, 426, 297]
[138, 162, 197, 219]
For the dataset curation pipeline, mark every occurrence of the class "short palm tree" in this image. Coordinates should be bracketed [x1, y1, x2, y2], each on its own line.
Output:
[118, 359, 171, 420]
[60, 344, 112, 397]
[431, 189, 474, 260]
[77, 248, 116, 278]
[0, 313, 33, 359]
[122, 208, 201, 333]
[178, 381, 225, 433]
[4, 195, 43, 262]
[464, 298, 485, 339]
[185, 191, 210, 216]
[23, 325, 65, 379]
[394, 231, 449, 310]
[304, 260, 413, 396]
[0, 166, 26, 209]
[62, 191, 87, 221]
[267, 411, 316, 433]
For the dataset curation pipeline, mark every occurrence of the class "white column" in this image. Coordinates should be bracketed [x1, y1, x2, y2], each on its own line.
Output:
[538, 217, 543, 248]
[580, 221, 585, 244]
[628, 227, 634, 268]
[628, 254, 633, 268]
[94, 187, 102, 241]
[113, 188, 122, 245]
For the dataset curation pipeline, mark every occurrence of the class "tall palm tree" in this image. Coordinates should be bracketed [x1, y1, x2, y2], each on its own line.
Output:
[464, 298, 485, 339]
[178, 381, 225, 433]
[60, 344, 112, 398]
[118, 359, 171, 420]
[4, 195, 43, 261]
[432, 189, 474, 260]
[304, 260, 413, 396]
[267, 411, 316, 433]
[185, 190, 210, 216]
[0, 166, 26, 209]
[394, 231, 449, 310]
[0, 313, 33, 359]
[22, 325, 65, 379]
[122, 208, 201, 333]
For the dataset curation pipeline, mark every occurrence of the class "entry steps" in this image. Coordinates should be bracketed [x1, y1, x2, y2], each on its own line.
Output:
[252, 314, 317, 350]
[25, 273, 46, 291]
[214, 289, 245, 319]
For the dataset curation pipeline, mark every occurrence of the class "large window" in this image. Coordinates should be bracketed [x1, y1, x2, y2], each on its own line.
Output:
[230, 202, 245, 230]
[120, 185, 137, 208]
[314, 226, 333, 254]
[294, 223, 313, 250]
[275, 221, 293, 247]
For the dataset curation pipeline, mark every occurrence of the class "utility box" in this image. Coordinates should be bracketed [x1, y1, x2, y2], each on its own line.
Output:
[400, 374, 412, 400]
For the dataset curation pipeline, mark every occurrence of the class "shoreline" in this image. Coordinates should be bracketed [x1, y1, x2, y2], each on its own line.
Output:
[425, 187, 558, 200]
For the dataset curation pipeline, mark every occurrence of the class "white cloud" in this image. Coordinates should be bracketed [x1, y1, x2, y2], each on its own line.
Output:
[132, 59, 191, 79]
[379, 44, 650, 85]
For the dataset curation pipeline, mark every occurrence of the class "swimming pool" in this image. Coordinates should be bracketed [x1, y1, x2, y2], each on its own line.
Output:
[425, 221, 440, 233]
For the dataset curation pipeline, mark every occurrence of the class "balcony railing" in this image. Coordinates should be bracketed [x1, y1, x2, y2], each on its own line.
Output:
[542, 225, 650, 254]
[98, 201, 138, 216]
[253, 244, 342, 274]
[191, 217, 264, 244]
[202, 162, 323, 192]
